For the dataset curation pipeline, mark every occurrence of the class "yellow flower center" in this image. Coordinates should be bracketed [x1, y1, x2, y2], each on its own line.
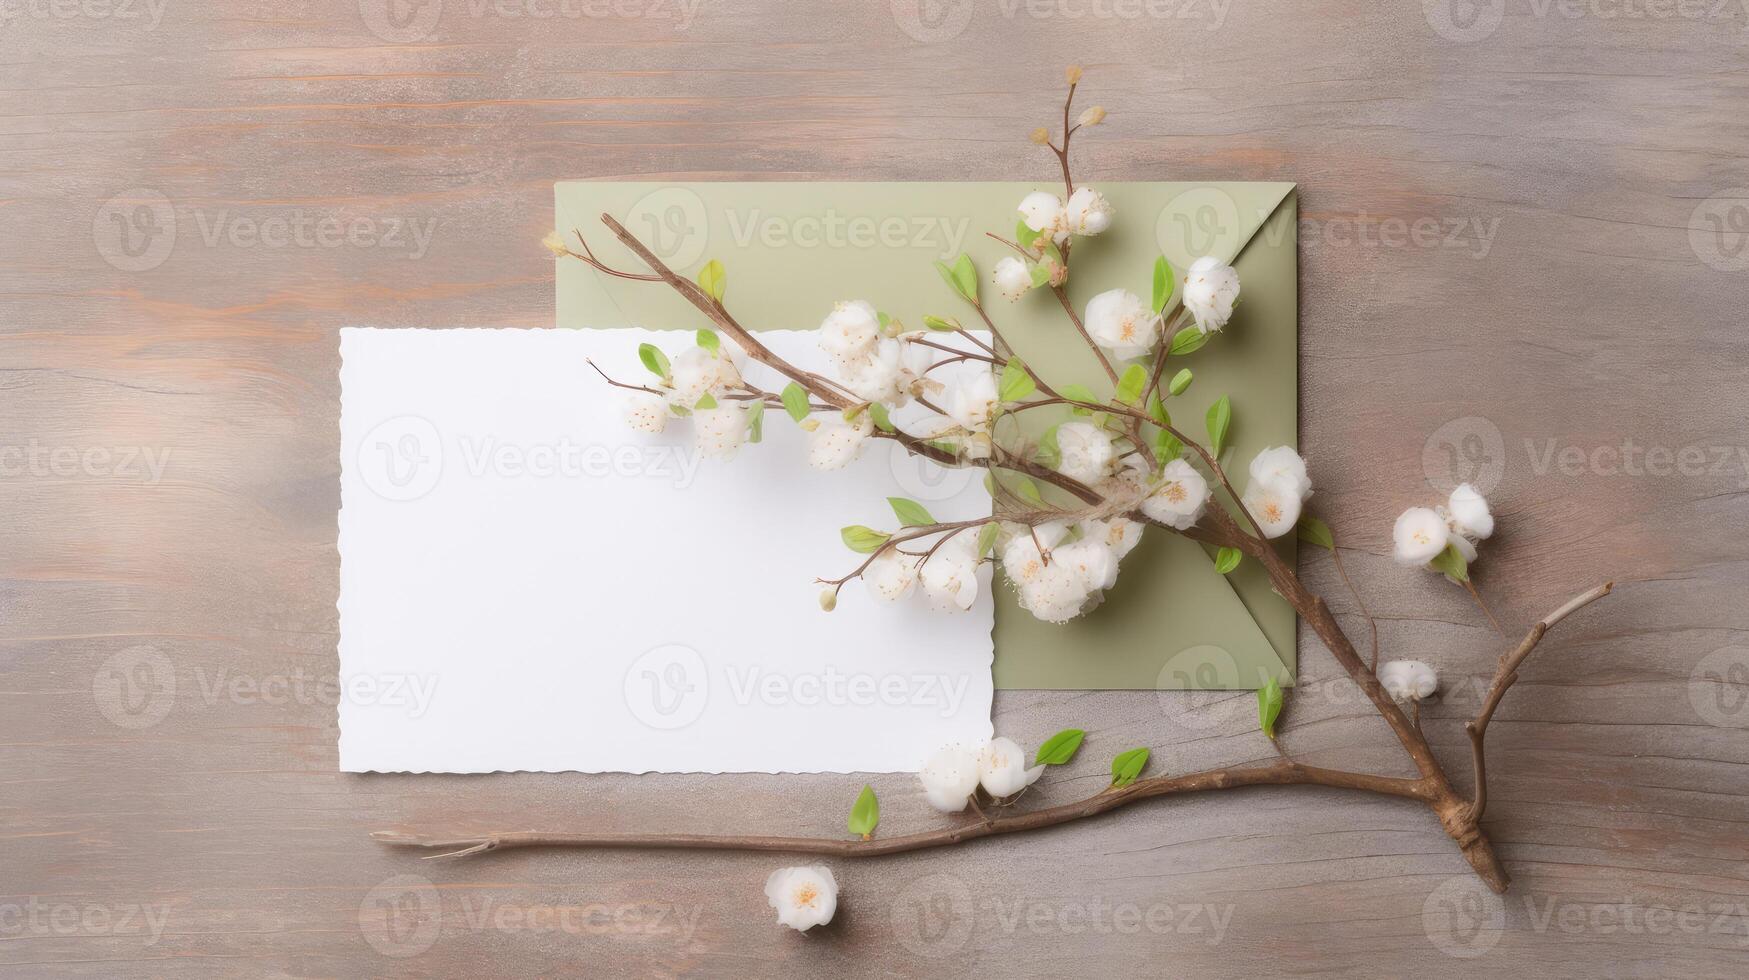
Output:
[1162, 482, 1187, 503]
[1262, 501, 1283, 522]
[794, 883, 819, 907]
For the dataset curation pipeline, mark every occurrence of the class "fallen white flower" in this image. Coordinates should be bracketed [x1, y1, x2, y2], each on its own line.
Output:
[919, 743, 982, 812]
[1249, 446, 1312, 502]
[1448, 483, 1494, 540]
[622, 393, 667, 433]
[993, 256, 1033, 301]
[764, 865, 838, 932]
[1182, 256, 1241, 335]
[1055, 421, 1115, 485]
[1142, 458, 1209, 530]
[1065, 186, 1114, 236]
[1378, 660, 1439, 701]
[1083, 288, 1161, 360]
[978, 736, 1046, 798]
[693, 404, 747, 459]
[1242, 480, 1302, 539]
[1393, 507, 1450, 565]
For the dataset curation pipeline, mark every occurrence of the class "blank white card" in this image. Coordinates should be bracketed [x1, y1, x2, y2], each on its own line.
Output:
[338, 327, 994, 773]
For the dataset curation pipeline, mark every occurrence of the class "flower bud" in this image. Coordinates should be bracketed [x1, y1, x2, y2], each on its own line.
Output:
[818, 590, 837, 612]
[1077, 105, 1105, 127]
[1065, 65, 1083, 86]
[541, 231, 569, 256]
[1029, 126, 1050, 145]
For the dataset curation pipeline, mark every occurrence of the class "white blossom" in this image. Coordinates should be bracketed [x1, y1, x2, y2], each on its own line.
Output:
[1055, 536, 1118, 591]
[1448, 483, 1494, 540]
[1018, 191, 1068, 244]
[1242, 480, 1301, 539]
[764, 865, 838, 932]
[993, 256, 1033, 301]
[1065, 186, 1113, 236]
[864, 550, 918, 602]
[668, 345, 742, 408]
[920, 532, 982, 612]
[622, 393, 667, 433]
[1002, 524, 1108, 623]
[1081, 516, 1142, 561]
[837, 338, 905, 405]
[807, 413, 874, 471]
[1378, 660, 1439, 701]
[919, 743, 982, 812]
[978, 737, 1045, 798]
[818, 300, 882, 368]
[945, 369, 1000, 434]
[1083, 288, 1160, 360]
[1182, 256, 1241, 335]
[693, 404, 747, 459]
[1249, 446, 1312, 502]
[1055, 421, 1115, 485]
[1393, 507, 1450, 565]
[1141, 458, 1210, 530]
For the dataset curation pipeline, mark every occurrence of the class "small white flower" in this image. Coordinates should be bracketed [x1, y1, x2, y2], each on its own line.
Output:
[1055, 421, 1114, 485]
[1083, 288, 1160, 360]
[1450, 532, 1478, 563]
[1249, 446, 1312, 502]
[693, 404, 747, 459]
[1242, 481, 1302, 539]
[920, 532, 981, 612]
[622, 393, 667, 433]
[668, 345, 742, 409]
[1065, 186, 1114, 236]
[945, 369, 1000, 434]
[1378, 660, 1439, 701]
[1393, 507, 1450, 565]
[864, 550, 918, 602]
[1055, 536, 1119, 591]
[1081, 516, 1143, 561]
[919, 743, 982, 812]
[1141, 458, 1209, 530]
[1018, 190, 1068, 244]
[1182, 256, 1241, 335]
[837, 338, 905, 405]
[818, 300, 882, 368]
[978, 736, 1045, 798]
[806, 412, 874, 471]
[993, 256, 1033, 301]
[1002, 524, 1105, 622]
[764, 865, 838, 932]
[1448, 483, 1494, 540]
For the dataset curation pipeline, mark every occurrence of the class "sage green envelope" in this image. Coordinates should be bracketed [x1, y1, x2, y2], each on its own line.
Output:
[555, 182, 1298, 690]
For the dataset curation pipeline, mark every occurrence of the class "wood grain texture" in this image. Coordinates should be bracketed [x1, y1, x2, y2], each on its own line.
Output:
[3, 0, 1747, 975]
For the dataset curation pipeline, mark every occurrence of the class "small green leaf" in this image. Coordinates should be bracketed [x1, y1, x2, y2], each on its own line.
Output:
[697, 259, 726, 302]
[1115, 363, 1147, 406]
[1146, 392, 1170, 427]
[638, 343, 670, 380]
[847, 784, 879, 839]
[1014, 476, 1045, 506]
[1258, 676, 1284, 740]
[1205, 395, 1232, 458]
[746, 397, 764, 443]
[888, 497, 936, 528]
[1016, 219, 1040, 250]
[1061, 383, 1099, 415]
[876, 310, 891, 332]
[1170, 328, 1210, 356]
[975, 521, 1000, 558]
[868, 402, 895, 433]
[1215, 547, 1242, 574]
[1429, 541, 1470, 583]
[696, 328, 720, 354]
[1296, 515, 1334, 550]
[1154, 428, 1183, 462]
[1151, 256, 1174, 314]
[999, 358, 1036, 403]
[694, 392, 717, 410]
[1029, 262, 1052, 287]
[1168, 368, 1193, 397]
[781, 382, 810, 422]
[1036, 424, 1062, 469]
[952, 253, 978, 303]
[922, 314, 961, 332]
[1110, 747, 1151, 788]
[1035, 728, 1086, 766]
[841, 526, 890, 554]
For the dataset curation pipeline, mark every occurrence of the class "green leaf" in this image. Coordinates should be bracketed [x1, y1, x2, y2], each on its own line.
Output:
[1016, 219, 1040, 250]
[1429, 541, 1470, 583]
[1110, 747, 1151, 788]
[746, 397, 764, 443]
[841, 526, 890, 554]
[1151, 256, 1174, 314]
[694, 392, 717, 410]
[1115, 363, 1147, 406]
[1168, 368, 1193, 397]
[888, 497, 936, 528]
[1035, 728, 1086, 766]
[1036, 424, 1062, 469]
[1258, 676, 1284, 740]
[1029, 262, 1052, 288]
[999, 358, 1036, 403]
[1146, 392, 1170, 427]
[1061, 383, 1099, 415]
[1170, 328, 1210, 356]
[1154, 428, 1183, 463]
[1014, 476, 1045, 507]
[952, 253, 978, 303]
[922, 314, 960, 332]
[638, 343, 670, 380]
[868, 402, 895, 434]
[1296, 515, 1334, 550]
[847, 784, 879, 839]
[696, 328, 719, 354]
[697, 259, 726, 302]
[975, 521, 1000, 558]
[876, 310, 891, 332]
[781, 382, 810, 422]
[1205, 395, 1232, 458]
[1215, 547, 1242, 574]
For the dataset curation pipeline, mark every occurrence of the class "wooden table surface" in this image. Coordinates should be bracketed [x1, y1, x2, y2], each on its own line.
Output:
[4, 1, 1747, 976]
